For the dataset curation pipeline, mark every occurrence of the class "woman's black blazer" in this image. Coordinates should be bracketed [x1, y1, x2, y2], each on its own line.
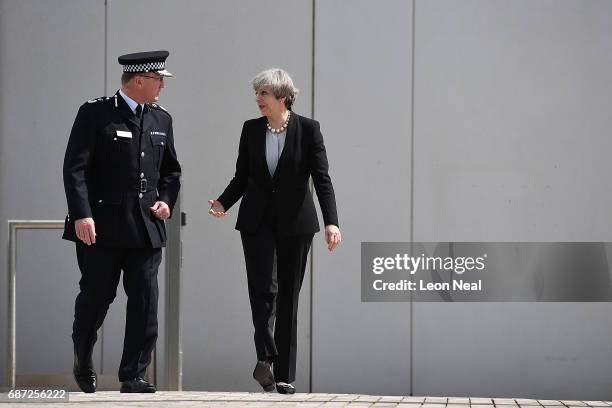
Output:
[217, 113, 338, 236]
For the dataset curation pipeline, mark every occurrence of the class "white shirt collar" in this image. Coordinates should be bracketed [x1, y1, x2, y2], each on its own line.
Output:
[118, 89, 144, 114]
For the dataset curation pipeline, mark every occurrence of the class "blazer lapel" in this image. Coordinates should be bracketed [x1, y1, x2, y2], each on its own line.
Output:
[275, 112, 297, 177]
[257, 117, 272, 181]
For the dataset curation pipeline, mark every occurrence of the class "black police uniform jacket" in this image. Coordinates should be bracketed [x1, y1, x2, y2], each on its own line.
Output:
[217, 113, 338, 236]
[62, 91, 181, 248]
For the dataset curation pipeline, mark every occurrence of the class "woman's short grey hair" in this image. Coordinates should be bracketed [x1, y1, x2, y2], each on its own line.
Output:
[252, 68, 299, 109]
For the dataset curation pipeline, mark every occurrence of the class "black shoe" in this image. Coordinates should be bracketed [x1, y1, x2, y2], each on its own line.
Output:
[276, 382, 295, 394]
[73, 354, 96, 393]
[253, 361, 275, 392]
[120, 377, 156, 393]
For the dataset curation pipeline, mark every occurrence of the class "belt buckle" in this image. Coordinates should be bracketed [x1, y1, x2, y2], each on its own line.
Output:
[140, 179, 147, 193]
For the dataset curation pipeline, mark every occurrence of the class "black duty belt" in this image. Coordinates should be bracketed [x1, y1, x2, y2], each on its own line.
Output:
[131, 177, 160, 193]
[139, 178, 149, 193]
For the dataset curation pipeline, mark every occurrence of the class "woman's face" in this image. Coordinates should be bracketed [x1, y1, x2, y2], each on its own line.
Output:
[255, 86, 285, 117]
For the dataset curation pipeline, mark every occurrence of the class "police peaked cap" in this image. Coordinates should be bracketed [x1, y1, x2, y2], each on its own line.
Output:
[118, 50, 173, 77]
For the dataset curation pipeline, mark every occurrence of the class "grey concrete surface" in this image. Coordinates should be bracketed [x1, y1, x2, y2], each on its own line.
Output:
[1, 391, 611, 407]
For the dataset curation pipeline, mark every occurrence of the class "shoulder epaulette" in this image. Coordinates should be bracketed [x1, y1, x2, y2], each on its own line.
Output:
[86, 96, 111, 104]
[149, 103, 170, 114]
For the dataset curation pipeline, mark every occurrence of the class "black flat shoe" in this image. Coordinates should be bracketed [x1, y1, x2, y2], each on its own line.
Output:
[252, 361, 275, 392]
[73, 353, 96, 393]
[120, 377, 156, 393]
[276, 382, 295, 394]
[73, 368, 96, 393]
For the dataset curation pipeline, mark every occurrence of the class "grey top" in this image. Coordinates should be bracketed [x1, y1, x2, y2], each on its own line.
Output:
[265, 129, 287, 177]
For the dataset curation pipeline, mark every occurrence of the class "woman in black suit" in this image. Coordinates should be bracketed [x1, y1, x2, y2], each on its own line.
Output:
[209, 68, 341, 394]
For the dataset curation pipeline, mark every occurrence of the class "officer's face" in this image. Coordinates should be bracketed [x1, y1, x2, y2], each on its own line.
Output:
[138, 73, 165, 103]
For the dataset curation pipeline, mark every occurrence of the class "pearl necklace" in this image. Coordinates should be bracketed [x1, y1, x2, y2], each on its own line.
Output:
[267, 111, 291, 134]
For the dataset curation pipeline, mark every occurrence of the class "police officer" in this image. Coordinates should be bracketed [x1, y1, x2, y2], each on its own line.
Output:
[62, 50, 181, 393]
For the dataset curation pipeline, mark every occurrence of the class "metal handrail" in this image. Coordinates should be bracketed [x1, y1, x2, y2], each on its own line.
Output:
[6, 216, 181, 390]
[7, 220, 64, 388]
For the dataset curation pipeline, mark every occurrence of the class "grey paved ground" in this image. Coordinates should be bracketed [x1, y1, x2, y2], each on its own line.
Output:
[1, 392, 611, 407]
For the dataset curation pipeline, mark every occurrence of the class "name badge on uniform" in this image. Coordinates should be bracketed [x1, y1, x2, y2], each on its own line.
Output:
[116, 130, 133, 139]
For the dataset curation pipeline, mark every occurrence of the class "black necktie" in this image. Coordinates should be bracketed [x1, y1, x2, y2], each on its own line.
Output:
[135, 104, 144, 128]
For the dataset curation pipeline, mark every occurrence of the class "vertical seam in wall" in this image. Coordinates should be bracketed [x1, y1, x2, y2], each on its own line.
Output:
[308, 0, 316, 394]
[409, 0, 416, 397]
[100, 0, 108, 376]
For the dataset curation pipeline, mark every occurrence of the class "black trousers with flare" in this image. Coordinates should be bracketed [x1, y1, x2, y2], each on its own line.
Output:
[240, 202, 313, 384]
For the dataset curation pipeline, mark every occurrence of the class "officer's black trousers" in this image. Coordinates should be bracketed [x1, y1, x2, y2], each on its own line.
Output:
[240, 214, 313, 384]
[72, 242, 161, 382]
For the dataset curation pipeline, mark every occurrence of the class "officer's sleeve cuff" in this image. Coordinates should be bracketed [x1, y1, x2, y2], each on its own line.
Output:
[70, 210, 92, 221]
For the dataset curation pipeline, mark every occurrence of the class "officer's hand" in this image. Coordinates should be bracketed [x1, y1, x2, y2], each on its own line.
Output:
[208, 199, 226, 218]
[325, 224, 341, 252]
[75, 217, 96, 246]
[150, 201, 170, 220]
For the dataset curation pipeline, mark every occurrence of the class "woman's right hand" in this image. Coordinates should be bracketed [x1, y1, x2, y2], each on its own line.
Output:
[208, 199, 226, 218]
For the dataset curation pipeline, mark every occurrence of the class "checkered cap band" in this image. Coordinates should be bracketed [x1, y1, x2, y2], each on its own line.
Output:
[123, 61, 166, 73]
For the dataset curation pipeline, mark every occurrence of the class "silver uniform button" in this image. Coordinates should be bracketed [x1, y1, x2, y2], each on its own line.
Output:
[139, 193, 143, 198]
[140, 172, 145, 178]
[141, 152, 145, 157]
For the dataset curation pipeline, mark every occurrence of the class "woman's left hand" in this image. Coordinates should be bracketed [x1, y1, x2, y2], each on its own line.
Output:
[325, 225, 342, 252]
